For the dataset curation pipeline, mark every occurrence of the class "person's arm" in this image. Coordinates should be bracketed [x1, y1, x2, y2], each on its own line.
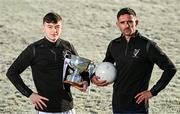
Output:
[148, 42, 177, 96]
[91, 42, 115, 86]
[135, 41, 177, 104]
[6, 45, 34, 97]
[103, 41, 115, 63]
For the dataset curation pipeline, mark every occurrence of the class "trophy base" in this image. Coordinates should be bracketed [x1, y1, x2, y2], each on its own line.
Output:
[64, 80, 83, 89]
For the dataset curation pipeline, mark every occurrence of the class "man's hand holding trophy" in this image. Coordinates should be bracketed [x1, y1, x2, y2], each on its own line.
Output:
[63, 51, 117, 92]
[63, 51, 95, 92]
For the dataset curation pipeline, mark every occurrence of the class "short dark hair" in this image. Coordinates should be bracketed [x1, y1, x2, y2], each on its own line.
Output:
[43, 12, 62, 24]
[117, 7, 136, 19]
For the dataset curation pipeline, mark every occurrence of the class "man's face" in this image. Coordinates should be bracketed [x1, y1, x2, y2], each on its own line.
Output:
[116, 14, 138, 38]
[43, 21, 62, 42]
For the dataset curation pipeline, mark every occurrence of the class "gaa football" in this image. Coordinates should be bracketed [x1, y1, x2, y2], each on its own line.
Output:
[95, 62, 117, 84]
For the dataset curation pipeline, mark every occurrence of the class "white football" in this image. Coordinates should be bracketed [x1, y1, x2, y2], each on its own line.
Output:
[95, 62, 117, 84]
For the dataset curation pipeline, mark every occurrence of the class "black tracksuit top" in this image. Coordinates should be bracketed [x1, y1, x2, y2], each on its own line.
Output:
[103, 31, 176, 111]
[6, 38, 89, 112]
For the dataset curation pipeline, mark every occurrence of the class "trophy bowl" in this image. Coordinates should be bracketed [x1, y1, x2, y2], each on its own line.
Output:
[63, 54, 93, 85]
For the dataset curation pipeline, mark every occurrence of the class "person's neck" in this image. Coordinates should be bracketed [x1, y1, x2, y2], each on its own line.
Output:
[125, 36, 131, 42]
[124, 32, 136, 42]
[45, 37, 58, 43]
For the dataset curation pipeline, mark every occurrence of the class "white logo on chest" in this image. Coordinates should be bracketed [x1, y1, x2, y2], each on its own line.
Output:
[132, 49, 140, 58]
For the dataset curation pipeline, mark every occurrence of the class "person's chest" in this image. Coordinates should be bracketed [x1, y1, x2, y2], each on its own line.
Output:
[33, 46, 65, 69]
[111, 40, 148, 68]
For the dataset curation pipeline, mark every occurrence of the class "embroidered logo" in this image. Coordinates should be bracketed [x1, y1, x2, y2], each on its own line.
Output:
[132, 49, 140, 58]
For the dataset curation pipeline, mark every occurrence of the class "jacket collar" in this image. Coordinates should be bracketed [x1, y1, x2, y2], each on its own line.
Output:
[115, 30, 141, 42]
[43, 37, 61, 47]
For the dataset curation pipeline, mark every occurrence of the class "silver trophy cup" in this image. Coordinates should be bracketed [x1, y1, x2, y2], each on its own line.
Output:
[63, 52, 95, 85]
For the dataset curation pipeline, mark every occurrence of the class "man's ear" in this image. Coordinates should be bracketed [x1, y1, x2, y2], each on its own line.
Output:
[116, 21, 119, 27]
[135, 19, 139, 27]
[42, 24, 45, 33]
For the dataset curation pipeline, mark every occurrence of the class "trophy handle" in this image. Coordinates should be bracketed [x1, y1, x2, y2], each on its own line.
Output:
[63, 50, 72, 59]
[88, 62, 96, 78]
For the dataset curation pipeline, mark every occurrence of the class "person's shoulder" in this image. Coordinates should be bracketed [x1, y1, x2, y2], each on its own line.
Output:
[138, 33, 158, 52]
[20, 39, 42, 53]
[32, 38, 44, 45]
[58, 38, 74, 50]
[58, 38, 77, 54]
[138, 33, 156, 44]
[140, 35, 156, 45]
[106, 37, 122, 48]
[30, 38, 44, 47]
[111, 36, 122, 43]
[59, 38, 71, 45]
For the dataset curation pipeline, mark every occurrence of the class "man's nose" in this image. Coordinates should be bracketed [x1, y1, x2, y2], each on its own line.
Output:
[125, 22, 130, 27]
[52, 27, 57, 32]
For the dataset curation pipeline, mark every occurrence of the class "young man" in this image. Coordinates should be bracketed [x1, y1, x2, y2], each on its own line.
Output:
[91, 8, 177, 113]
[6, 12, 89, 114]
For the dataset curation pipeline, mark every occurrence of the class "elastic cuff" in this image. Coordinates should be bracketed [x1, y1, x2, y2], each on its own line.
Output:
[150, 89, 157, 96]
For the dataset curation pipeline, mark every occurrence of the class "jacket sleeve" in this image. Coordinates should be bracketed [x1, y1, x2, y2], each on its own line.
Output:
[80, 71, 90, 86]
[90, 41, 115, 79]
[103, 41, 115, 63]
[148, 42, 177, 96]
[6, 45, 34, 97]
[69, 43, 78, 56]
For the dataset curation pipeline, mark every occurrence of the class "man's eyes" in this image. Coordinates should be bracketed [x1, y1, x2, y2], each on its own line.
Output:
[55, 26, 60, 29]
[47, 26, 60, 29]
[128, 20, 133, 23]
[120, 21, 125, 24]
[119, 21, 133, 24]
[48, 26, 53, 28]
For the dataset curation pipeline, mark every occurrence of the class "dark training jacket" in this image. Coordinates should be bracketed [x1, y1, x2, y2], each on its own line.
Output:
[103, 31, 176, 111]
[6, 38, 89, 112]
